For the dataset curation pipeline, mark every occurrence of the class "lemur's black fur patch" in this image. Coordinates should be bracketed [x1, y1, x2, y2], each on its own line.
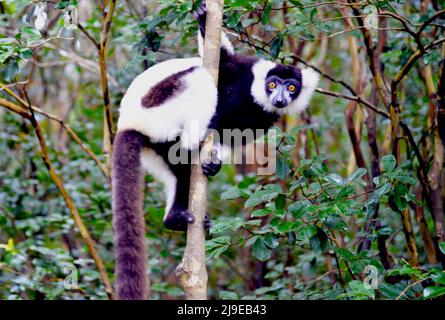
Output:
[266, 64, 302, 81]
[141, 66, 197, 108]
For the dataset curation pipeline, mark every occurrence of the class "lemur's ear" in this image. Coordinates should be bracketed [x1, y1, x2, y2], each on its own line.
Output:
[301, 68, 320, 91]
[286, 68, 320, 114]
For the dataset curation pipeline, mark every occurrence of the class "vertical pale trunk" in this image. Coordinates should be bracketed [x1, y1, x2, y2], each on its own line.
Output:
[176, 0, 224, 300]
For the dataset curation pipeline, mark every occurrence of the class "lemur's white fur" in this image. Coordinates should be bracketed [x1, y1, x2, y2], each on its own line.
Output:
[117, 57, 218, 150]
[198, 30, 234, 58]
[140, 148, 177, 220]
[251, 60, 320, 115]
[118, 57, 217, 219]
[290, 68, 320, 114]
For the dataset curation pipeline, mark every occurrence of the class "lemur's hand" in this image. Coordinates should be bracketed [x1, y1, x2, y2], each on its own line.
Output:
[204, 212, 212, 230]
[202, 158, 222, 177]
[193, 0, 207, 19]
[201, 148, 222, 177]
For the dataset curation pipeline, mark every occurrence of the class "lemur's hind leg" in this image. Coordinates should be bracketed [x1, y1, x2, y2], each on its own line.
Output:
[163, 163, 194, 231]
[163, 162, 212, 231]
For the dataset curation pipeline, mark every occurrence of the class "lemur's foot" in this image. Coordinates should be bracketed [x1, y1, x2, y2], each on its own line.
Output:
[163, 208, 195, 231]
[163, 208, 212, 231]
[202, 158, 222, 177]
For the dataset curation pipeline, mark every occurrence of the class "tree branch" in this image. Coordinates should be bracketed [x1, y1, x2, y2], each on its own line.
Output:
[0, 83, 110, 182]
[0, 94, 114, 299]
[175, 0, 224, 300]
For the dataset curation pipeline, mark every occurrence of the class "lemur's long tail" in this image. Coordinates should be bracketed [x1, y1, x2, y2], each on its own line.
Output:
[112, 130, 149, 300]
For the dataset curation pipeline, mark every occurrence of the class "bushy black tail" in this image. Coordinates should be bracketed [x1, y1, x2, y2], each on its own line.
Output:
[112, 130, 149, 300]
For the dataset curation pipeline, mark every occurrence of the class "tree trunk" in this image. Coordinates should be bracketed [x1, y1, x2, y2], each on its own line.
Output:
[175, 0, 224, 300]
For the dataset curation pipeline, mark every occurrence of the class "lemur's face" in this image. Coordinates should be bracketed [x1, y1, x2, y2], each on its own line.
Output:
[264, 65, 302, 109]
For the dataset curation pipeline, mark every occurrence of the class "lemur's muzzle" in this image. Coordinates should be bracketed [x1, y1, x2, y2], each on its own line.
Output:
[272, 89, 288, 108]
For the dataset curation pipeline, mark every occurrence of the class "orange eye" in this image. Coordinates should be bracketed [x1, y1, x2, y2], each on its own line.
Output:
[288, 85, 296, 92]
[268, 82, 276, 89]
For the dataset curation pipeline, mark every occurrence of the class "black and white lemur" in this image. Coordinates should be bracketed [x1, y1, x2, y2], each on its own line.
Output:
[112, 2, 319, 299]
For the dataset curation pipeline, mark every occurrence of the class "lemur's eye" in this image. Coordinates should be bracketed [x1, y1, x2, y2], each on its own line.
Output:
[268, 82, 276, 89]
[288, 85, 296, 92]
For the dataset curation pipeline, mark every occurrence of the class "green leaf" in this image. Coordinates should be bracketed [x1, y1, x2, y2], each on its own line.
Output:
[297, 224, 318, 241]
[251, 208, 272, 217]
[264, 184, 283, 193]
[206, 245, 229, 260]
[288, 202, 307, 219]
[276, 156, 289, 180]
[226, 11, 242, 28]
[219, 290, 239, 300]
[309, 8, 317, 22]
[151, 283, 184, 297]
[0, 49, 14, 64]
[261, 3, 272, 25]
[348, 280, 375, 299]
[374, 183, 391, 198]
[253, 237, 272, 261]
[379, 283, 404, 299]
[221, 187, 243, 200]
[382, 155, 396, 172]
[244, 235, 259, 247]
[21, 26, 42, 42]
[275, 194, 286, 211]
[309, 228, 328, 252]
[439, 242, 445, 255]
[423, 286, 445, 299]
[277, 221, 295, 233]
[4, 61, 19, 82]
[393, 174, 417, 185]
[212, 236, 231, 245]
[335, 248, 355, 261]
[289, 0, 303, 6]
[325, 173, 344, 186]
[19, 47, 33, 60]
[237, 177, 256, 189]
[289, 177, 306, 193]
[270, 35, 283, 59]
[245, 189, 277, 207]
[263, 233, 279, 249]
[348, 168, 367, 182]
[431, 271, 445, 285]
[387, 264, 423, 278]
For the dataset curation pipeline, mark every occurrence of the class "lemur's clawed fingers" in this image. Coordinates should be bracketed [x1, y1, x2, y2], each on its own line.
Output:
[204, 212, 212, 230]
[193, 1, 207, 19]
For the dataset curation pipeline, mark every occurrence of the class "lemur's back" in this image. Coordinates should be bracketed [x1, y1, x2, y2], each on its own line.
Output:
[117, 57, 217, 150]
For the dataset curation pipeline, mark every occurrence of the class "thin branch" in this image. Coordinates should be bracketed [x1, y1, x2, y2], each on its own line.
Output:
[316, 88, 389, 118]
[395, 278, 427, 300]
[76, 23, 100, 49]
[417, 9, 445, 35]
[98, 0, 117, 154]
[176, 0, 225, 300]
[0, 83, 110, 181]
[0, 92, 114, 299]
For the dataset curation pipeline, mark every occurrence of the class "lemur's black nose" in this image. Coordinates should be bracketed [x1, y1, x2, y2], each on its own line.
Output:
[273, 99, 287, 108]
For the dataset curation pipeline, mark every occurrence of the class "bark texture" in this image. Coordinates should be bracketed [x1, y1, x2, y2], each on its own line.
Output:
[175, 0, 224, 300]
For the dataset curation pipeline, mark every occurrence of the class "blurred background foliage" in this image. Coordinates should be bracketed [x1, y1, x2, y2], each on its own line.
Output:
[0, 0, 445, 300]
